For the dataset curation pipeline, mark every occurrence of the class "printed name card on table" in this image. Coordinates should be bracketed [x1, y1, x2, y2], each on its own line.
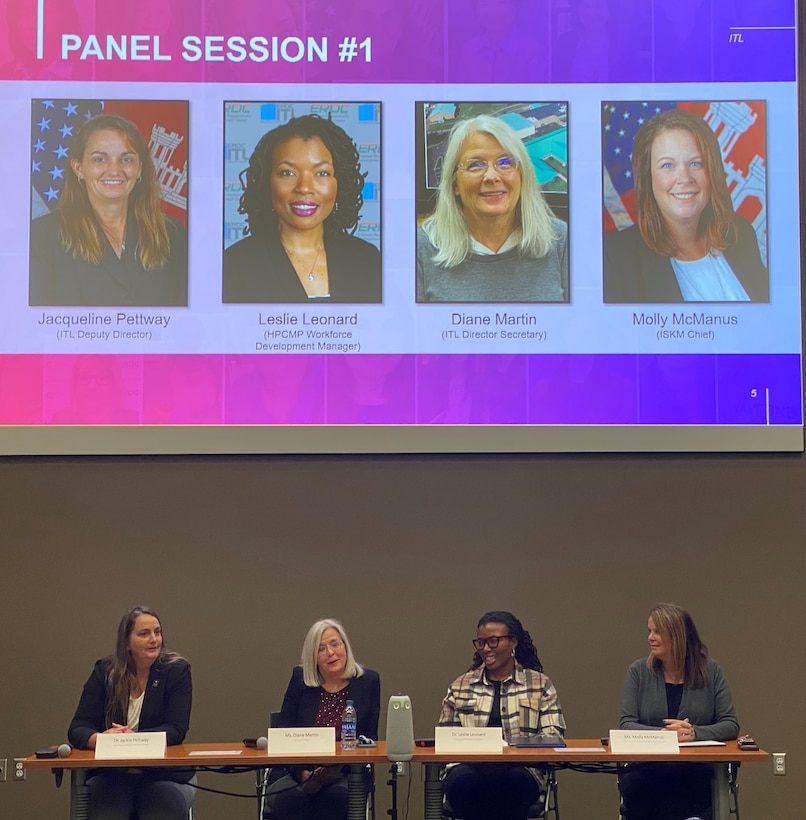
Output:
[435, 726, 503, 753]
[95, 732, 167, 759]
[268, 727, 335, 754]
[609, 729, 679, 755]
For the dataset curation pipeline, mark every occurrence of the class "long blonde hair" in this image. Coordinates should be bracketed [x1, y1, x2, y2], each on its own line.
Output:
[422, 114, 559, 267]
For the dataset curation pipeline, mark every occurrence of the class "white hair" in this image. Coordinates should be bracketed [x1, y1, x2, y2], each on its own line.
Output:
[300, 618, 364, 687]
[422, 114, 559, 268]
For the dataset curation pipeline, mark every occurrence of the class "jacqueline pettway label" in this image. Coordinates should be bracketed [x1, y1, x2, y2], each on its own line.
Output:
[95, 732, 167, 759]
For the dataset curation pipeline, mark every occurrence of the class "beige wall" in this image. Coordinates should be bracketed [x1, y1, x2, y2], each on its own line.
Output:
[1, 453, 802, 818]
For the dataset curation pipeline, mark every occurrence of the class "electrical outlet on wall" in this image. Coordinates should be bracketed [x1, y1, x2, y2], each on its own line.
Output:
[773, 752, 786, 776]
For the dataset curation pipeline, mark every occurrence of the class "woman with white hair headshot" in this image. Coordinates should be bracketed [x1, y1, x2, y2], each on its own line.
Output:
[417, 114, 568, 303]
[265, 618, 380, 820]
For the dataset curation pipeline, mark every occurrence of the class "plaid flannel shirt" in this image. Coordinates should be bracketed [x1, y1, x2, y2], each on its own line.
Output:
[439, 661, 566, 740]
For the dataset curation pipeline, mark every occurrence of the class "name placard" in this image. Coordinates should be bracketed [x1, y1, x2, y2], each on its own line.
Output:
[95, 732, 167, 759]
[268, 727, 336, 755]
[435, 726, 503, 754]
[609, 729, 679, 755]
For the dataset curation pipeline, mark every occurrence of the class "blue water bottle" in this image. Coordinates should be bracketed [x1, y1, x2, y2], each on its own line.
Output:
[341, 699, 357, 750]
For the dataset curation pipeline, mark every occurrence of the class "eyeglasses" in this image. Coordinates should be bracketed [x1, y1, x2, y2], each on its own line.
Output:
[472, 635, 512, 650]
[456, 156, 520, 176]
[317, 639, 344, 654]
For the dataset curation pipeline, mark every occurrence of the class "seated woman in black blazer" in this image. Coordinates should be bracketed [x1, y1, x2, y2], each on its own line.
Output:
[268, 618, 380, 820]
[67, 605, 195, 820]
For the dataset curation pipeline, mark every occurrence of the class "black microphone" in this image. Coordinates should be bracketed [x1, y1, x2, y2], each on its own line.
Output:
[256, 736, 268, 750]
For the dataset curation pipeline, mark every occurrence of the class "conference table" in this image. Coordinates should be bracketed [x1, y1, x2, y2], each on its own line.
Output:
[25, 738, 768, 820]
[413, 739, 769, 820]
[24, 742, 387, 820]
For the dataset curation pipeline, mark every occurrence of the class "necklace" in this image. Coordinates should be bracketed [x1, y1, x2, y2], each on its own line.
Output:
[99, 223, 126, 256]
[283, 241, 323, 282]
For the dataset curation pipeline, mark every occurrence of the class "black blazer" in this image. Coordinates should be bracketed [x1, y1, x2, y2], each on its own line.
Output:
[603, 215, 769, 303]
[276, 666, 381, 739]
[223, 230, 382, 304]
[68, 657, 193, 782]
[29, 211, 188, 307]
[68, 657, 192, 747]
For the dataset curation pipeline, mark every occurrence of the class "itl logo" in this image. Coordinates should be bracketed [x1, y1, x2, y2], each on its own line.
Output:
[224, 144, 248, 162]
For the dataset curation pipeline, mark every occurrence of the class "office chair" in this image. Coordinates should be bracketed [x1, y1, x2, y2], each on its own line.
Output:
[726, 762, 741, 819]
[257, 764, 375, 820]
[442, 766, 560, 820]
[616, 762, 739, 819]
[255, 713, 375, 820]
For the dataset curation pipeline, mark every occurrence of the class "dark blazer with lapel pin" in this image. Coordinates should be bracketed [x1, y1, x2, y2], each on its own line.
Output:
[68, 656, 193, 782]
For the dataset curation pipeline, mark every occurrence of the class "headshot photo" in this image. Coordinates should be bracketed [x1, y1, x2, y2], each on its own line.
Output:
[415, 103, 569, 304]
[602, 100, 769, 303]
[222, 102, 382, 304]
[29, 99, 189, 307]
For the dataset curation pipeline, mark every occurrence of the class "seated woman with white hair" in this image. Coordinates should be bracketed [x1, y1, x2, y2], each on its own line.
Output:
[265, 618, 380, 820]
[417, 114, 568, 303]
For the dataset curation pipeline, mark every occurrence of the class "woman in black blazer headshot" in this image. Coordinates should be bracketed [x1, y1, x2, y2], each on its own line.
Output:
[603, 107, 768, 303]
[223, 114, 381, 304]
[30, 113, 188, 307]
[267, 618, 380, 820]
[67, 605, 195, 819]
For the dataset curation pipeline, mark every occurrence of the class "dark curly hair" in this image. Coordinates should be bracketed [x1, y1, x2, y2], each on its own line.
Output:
[237, 113, 367, 239]
[470, 610, 544, 672]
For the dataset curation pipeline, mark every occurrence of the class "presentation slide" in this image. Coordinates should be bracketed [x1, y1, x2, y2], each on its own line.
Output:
[0, 0, 801, 454]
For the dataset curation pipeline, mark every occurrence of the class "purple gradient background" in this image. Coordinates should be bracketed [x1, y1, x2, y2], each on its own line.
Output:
[0, 0, 796, 83]
[0, 0, 800, 432]
[0, 354, 800, 426]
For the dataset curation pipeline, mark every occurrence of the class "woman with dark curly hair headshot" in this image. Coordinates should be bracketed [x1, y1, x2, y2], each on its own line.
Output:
[29, 113, 188, 307]
[223, 113, 382, 303]
[603, 107, 768, 303]
[438, 610, 566, 820]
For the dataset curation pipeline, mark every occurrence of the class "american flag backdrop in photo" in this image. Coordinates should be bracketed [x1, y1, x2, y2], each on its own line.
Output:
[30, 99, 189, 225]
[31, 99, 104, 219]
[602, 99, 768, 266]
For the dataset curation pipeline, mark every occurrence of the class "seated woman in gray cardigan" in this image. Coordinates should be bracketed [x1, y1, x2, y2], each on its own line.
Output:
[618, 603, 739, 820]
[416, 114, 568, 304]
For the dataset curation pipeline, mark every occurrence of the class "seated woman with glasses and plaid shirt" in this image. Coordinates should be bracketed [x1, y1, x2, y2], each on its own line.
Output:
[438, 610, 566, 820]
[416, 114, 568, 303]
[266, 618, 380, 820]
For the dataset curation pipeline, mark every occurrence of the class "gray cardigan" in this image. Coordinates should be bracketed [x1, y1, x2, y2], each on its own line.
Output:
[619, 657, 739, 742]
[416, 220, 569, 303]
